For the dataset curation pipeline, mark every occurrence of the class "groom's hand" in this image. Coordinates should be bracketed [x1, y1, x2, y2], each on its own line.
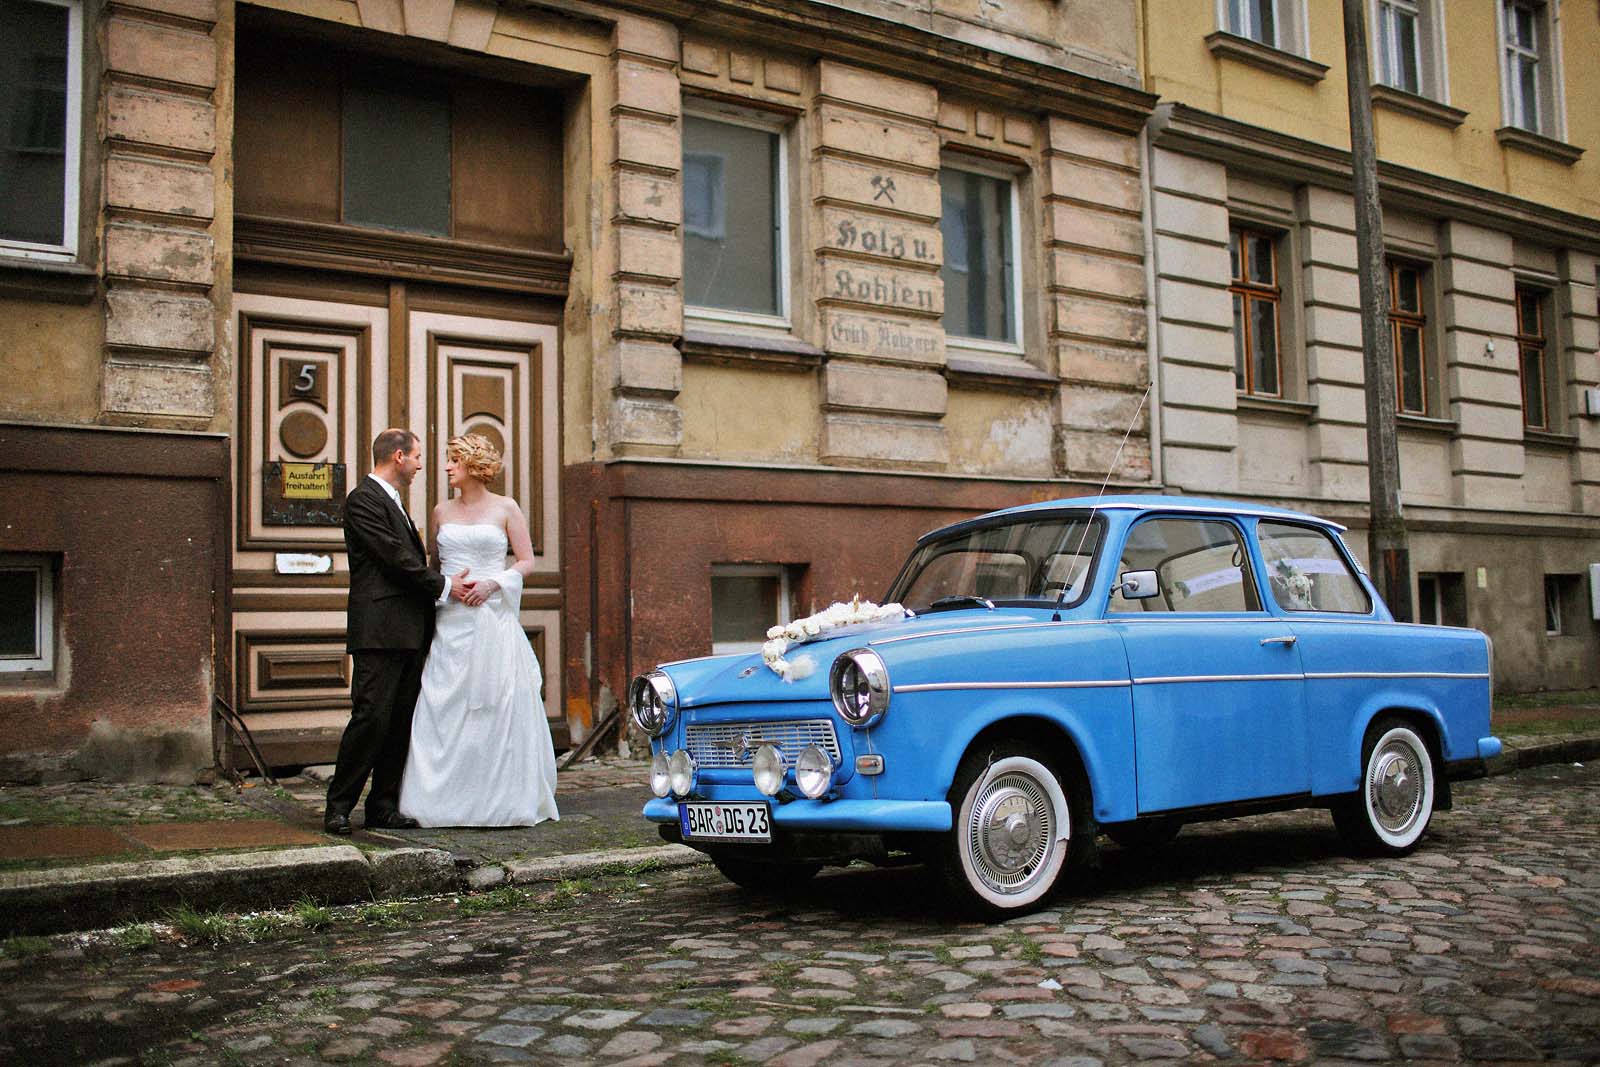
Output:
[449, 568, 473, 602]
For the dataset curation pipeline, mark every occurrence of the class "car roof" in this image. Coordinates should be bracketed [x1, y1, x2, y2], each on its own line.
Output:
[919, 494, 1346, 544]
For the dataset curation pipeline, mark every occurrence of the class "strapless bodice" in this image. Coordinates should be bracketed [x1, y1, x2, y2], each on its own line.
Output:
[437, 522, 509, 575]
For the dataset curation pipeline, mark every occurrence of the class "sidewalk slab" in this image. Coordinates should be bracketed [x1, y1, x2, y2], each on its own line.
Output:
[502, 843, 708, 885]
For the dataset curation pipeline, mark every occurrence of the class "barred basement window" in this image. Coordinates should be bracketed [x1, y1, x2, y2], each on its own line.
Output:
[711, 564, 793, 655]
[0, 553, 55, 675]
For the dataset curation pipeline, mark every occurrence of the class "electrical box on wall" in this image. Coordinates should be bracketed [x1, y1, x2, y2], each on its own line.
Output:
[1586, 388, 1600, 417]
[1591, 563, 1600, 621]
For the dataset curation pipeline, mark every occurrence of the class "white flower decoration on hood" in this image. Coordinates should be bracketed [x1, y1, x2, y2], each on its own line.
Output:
[761, 595, 909, 680]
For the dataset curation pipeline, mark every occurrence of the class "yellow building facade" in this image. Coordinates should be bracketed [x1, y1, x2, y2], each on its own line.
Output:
[1140, 0, 1598, 687]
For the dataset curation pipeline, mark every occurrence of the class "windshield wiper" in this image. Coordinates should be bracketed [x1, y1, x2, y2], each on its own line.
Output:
[925, 595, 996, 614]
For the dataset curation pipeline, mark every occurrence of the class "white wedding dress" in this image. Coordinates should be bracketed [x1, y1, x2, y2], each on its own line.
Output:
[399, 523, 559, 827]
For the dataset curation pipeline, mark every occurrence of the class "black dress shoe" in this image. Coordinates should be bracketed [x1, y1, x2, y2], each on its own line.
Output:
[366, 811, 420, 830]
[324, 811, 352, 835]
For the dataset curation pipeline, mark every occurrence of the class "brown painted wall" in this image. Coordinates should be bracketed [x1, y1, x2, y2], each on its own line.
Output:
[0, 424, 228, 782]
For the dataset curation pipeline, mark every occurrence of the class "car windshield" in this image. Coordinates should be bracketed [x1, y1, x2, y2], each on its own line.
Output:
[887, 512, 1105, 613]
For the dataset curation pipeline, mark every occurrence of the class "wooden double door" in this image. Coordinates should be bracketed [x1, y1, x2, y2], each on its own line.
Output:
[229, 285, 565, 767]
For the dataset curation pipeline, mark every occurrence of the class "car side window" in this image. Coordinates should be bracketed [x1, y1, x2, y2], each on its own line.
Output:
[1108, 517, 1260, 613]
[1256, 521, 1373, 614]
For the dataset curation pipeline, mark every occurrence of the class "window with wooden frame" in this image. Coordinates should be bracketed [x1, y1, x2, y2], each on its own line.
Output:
[1515, 285, 1551, 429]
[1501, 0, 1555, 135]
[1230, 227, 1283, 397]
[1388, 260, 1429, 415]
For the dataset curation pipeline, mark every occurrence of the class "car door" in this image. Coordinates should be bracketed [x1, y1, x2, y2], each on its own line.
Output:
[1108, 515, 1310, 813]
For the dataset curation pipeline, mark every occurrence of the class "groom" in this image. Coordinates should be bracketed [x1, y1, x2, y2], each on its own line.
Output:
[324, 428, 471, 834]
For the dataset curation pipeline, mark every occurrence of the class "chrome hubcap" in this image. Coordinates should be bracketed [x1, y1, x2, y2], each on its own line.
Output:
[968, 771, 1056, 895]
[1369, 742, 1422, 834]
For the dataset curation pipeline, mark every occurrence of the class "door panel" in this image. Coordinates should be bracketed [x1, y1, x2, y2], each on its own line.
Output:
[1116, 618, 1309, 813]
[230, 295, 564, 768]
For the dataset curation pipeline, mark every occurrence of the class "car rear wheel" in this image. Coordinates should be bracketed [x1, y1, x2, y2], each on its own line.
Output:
[939, 743, 1074, 919]
[1332, 717, 1436, 855]
[711, 855, 821, 895]
[1105, 816, 1182, 850]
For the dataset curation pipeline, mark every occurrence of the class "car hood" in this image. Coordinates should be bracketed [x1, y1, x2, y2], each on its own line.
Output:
[661, 607, 1047, 708]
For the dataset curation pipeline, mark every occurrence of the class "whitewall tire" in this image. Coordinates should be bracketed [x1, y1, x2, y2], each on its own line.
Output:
[940, 745, 1073, 918]
[1334, 718, 1436, 856]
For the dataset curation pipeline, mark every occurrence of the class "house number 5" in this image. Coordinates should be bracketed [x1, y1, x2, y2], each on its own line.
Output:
[292, 363, 318, 394]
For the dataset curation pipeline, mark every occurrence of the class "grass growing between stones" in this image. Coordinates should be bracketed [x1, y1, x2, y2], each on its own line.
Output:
[166, 899, 339, 945]
[1, 935, 52, 958]
[355, 900, 425, 927]
[998, 931, 1045, 964]
[116, 923, 159, 950]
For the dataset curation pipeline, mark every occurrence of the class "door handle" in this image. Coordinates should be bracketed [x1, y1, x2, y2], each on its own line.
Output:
[1260, 635, 1298, 647]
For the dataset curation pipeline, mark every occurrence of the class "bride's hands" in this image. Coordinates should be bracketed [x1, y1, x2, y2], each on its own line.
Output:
[462, 578, 500, 606]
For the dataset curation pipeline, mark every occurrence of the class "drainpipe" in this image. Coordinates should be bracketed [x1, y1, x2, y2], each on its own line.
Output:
[1140, 109, 1168, 490]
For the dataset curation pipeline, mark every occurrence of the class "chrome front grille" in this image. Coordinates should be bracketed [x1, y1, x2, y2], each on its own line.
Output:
[685, 719, 841, 768]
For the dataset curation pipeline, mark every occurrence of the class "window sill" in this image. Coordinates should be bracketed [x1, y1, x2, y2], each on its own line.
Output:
[680, 324, 823, 370]
[1204, 31, 1329, 84]
[1396, 413, 1458, 437]
[946, 353, 1058, 394]
[1524, 428, 1579, 451]
[1370, 85, 1467, 129]
[1496, 127, 1585, 166]
[1237, 394, 1314, 422]
[0, 256, 97, 304]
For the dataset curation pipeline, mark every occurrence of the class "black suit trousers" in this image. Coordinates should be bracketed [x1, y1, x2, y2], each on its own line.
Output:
[325, 649, 425, 819]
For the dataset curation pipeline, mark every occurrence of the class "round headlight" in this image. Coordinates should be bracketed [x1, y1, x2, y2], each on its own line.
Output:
[829, 648, 891, 727]
[650, 751, 671, 798]
[668, 749, 697, 798]
[795, 744, 834, 799]
[752, 744, 785, 796]
[629, 671, 678, 738]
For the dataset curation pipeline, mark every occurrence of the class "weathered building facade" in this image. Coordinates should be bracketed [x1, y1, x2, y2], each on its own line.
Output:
[1138, 0, 1599, 691]
[1, 0, 1159, 779]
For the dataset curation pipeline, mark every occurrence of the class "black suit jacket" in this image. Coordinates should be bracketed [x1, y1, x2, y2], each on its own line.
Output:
[344, 476, 447, 652]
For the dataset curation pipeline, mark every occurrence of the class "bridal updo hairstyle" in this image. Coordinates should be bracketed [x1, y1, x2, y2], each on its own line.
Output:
[447, 433, 504, 483]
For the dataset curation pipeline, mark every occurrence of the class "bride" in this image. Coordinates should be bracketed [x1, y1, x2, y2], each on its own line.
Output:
[399, 434, 559, 827]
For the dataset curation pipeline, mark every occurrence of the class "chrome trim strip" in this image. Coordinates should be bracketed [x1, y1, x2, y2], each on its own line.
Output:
[1134, 673, 1303, 684]
[1003, 501, 1346, 529]
[872, 620, 1105, 645]
[1304, 671, 1491, 680]
[894, 679, 1130, 693]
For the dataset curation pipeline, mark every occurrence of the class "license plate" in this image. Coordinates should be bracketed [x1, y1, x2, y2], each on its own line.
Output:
[679, 801, 771, 843]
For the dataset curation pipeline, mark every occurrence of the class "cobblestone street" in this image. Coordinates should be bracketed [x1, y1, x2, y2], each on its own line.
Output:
[3, 763, 1596, 1066]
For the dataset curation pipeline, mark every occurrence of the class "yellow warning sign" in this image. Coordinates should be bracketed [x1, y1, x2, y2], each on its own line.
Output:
[281, 462, 334, 499]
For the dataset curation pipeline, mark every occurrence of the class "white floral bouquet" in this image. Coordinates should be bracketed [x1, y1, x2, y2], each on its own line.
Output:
[760, 595, 909, 680]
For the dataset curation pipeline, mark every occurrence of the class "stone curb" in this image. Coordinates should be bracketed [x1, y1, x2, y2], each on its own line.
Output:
[478, 843, 709, 889]
[1487, 735, 1600, 776]
[0, 845, 374, 937]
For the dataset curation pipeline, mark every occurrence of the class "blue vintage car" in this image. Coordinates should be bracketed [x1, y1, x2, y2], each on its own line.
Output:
[634, 496, 1501, 917]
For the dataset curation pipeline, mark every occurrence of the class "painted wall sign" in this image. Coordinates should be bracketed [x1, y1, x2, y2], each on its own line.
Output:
[822, 208, 940, 264]
[821, 309, 945, 365]
[263, 461, 346, 526]
[821, 259, 942, 315]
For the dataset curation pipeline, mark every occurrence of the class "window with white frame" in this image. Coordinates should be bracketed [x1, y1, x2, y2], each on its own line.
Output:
[682, 111, 788, 322]
[1373, 0, 1444, 99]
[940, 164, 1021, 349]
[711, 565, 792, 654]
[1222, 0, 1306, 52]
[1501, 0, 1561, 136]
[0, 0, 82, 260]
[0, 554, 55, 675]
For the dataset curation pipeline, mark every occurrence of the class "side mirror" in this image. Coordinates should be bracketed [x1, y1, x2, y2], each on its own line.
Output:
[1118, 570, 1159, 599]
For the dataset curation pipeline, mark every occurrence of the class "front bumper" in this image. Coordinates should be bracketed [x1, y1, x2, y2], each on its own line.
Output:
[642, 796, 951, 833]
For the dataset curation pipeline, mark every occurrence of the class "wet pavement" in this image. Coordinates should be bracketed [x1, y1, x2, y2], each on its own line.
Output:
[3, 762, 1596, 1066]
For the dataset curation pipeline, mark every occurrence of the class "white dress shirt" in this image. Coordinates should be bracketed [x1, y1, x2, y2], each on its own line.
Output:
[366, 473, 450, 605]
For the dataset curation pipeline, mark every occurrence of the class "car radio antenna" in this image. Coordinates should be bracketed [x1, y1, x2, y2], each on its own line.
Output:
[1052, 380, 1154, 621]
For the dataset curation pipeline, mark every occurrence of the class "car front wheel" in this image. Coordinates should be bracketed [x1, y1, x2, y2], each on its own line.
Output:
[1333, 718, 1436, 855]
[939, 743, 1074, 918]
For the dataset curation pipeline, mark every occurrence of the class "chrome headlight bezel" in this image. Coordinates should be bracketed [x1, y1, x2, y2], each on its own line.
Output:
[629, 671, 678, 738]
[829, 648, 891, 728]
